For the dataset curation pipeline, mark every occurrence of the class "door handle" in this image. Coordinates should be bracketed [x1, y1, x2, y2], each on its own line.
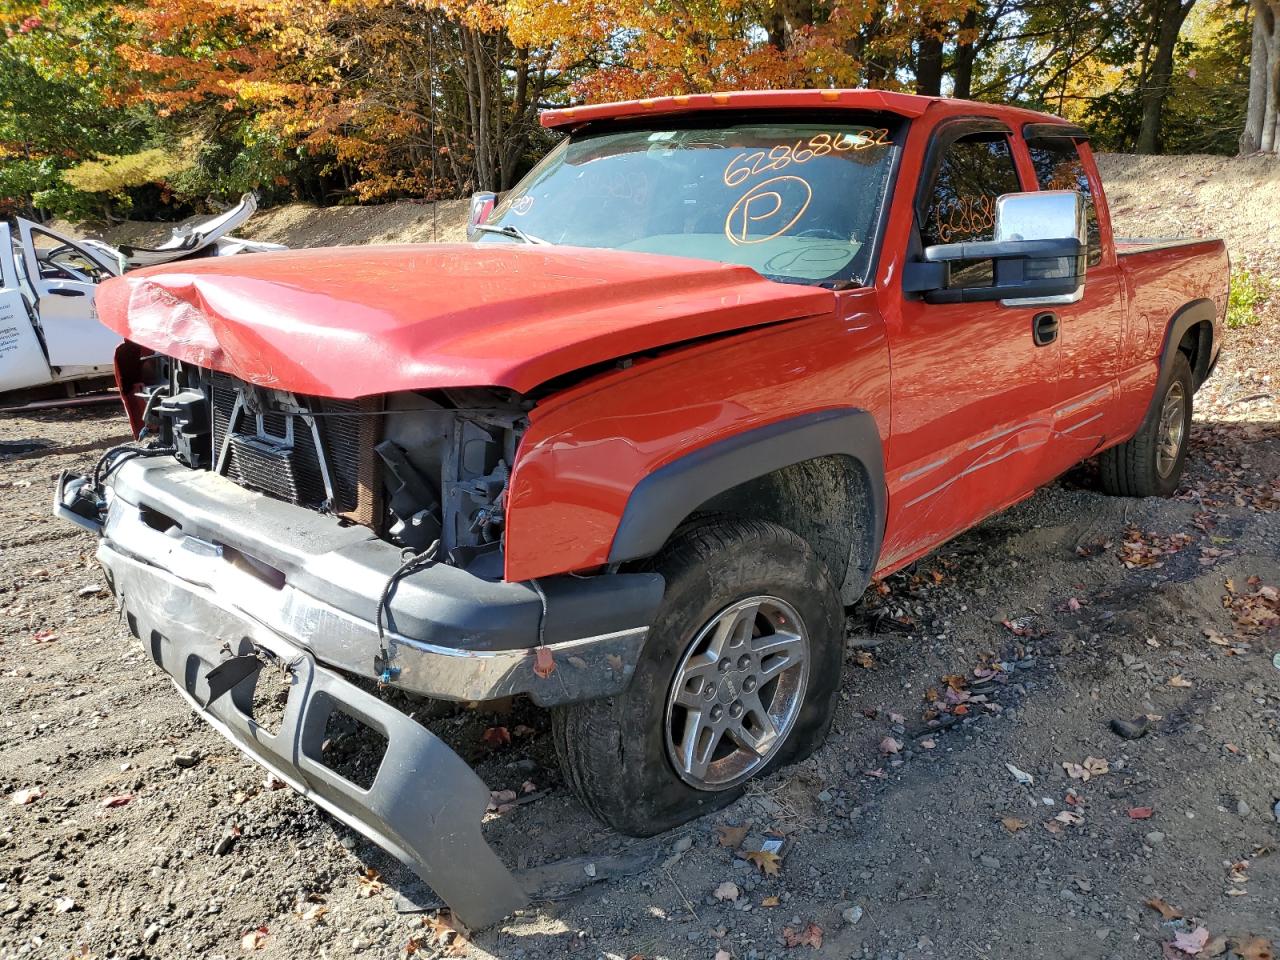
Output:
[48, 288, 87, 297]
[1032, 311, 1059, 347]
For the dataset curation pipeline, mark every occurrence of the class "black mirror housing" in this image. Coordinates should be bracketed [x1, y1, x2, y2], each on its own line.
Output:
[905, 190, 1088, 305]
[908, 237, 1085, 304]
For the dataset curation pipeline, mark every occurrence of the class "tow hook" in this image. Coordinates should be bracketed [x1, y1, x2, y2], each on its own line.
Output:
[53, 470, 105, 535]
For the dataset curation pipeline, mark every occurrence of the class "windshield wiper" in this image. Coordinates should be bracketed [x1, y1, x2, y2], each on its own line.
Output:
[472, 223, 551, 245]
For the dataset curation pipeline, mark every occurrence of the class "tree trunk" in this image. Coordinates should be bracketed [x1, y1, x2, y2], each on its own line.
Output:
[916, 24, 944, 96]
[1136, 0, 1196, 154]
[1241, 0, 1280, 152]
[952, 8, 979, 100]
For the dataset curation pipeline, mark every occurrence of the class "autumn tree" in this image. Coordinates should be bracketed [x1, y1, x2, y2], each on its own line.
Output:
[1135, 0, 1200, 152]
[1240, 0, 1280, 151]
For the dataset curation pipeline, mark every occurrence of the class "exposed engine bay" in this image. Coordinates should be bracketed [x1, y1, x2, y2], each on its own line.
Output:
[135, 355, 528, 577]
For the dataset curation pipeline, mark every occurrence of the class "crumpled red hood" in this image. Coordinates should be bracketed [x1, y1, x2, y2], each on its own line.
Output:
[96, 244, 835, 397]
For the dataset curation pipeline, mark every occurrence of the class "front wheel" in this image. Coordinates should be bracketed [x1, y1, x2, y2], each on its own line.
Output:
[1099, 351, 1194, 498]
[552, 518, 844, 836]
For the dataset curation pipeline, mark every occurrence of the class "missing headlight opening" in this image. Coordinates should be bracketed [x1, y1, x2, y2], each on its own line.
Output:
[135, 357, 528, 577]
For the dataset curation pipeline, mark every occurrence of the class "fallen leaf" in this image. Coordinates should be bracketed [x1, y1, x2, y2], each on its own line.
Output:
[713, 880, 740, 903]
[879, 736, 902, 755]
[744, 849, 781, 876]
[241, 927, 269, 951]
[532, 646, 556, 679]
[481, 726, 512, 747]
[99, 794, 133, 808]
[1001, 817, 1028, 833]
[1168, 674, 1194, 688]
[1173, 927, 1210, 955]
[714, 823, 749, 849]
[1063, 756, 1109, 782]
[9, 786, 44, 806]
[1054, 810, 1084, 826]
[1084, 756, 1109, 776]
[422, 913, 470, 956]
[1005, 763, 1034, 785]
[853, 651, 875, 668]
[356, 868, 383, 898]
[782, 923, 823, 949]
[760, 895, 781, 908]
[296, 903, 327, 923]
[1204, 935, 1230, 958]
[1129, 807, 1155, 820]
[1145, 896, 1182, 920]
[487, 789, 517, 811]
[1234, 936, 1275, 960]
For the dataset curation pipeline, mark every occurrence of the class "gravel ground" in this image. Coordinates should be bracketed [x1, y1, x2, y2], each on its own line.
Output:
[5, 158, 1279, 960]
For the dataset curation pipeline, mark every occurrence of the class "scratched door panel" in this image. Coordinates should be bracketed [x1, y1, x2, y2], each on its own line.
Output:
[878, 130, 1060, 573]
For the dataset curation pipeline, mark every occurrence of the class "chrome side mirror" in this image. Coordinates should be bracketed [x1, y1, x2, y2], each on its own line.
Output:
[995, 190, 1086, 306]
[902, 189, 1087, 306]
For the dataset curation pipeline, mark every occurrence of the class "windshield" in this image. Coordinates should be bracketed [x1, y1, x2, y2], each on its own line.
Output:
[483, 117, 901, 287]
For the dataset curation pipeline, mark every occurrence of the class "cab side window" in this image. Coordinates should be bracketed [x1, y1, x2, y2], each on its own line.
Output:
[920, 133, 1021, 287]
[1026, 136, 1101, 267]
[29, 228, 113, 282]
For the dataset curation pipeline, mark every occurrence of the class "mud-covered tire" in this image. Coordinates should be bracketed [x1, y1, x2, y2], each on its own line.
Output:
[1099, 351, 1193, 498]
[552, 518, 844, 837]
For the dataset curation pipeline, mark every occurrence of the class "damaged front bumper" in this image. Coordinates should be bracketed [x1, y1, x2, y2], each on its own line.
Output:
[54, 461, 664, 927]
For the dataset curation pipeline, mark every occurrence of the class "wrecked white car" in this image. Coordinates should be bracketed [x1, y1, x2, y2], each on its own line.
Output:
[1, 193, 283, 397]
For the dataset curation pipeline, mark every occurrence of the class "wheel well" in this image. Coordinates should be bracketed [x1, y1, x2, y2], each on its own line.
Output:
[1176, 319, 1213, 388]
[683, 454, 875, 604]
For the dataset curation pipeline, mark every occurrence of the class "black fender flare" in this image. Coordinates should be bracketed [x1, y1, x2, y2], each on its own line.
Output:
[1140, 298, 1218, 433]
[606, 408, 887, 596]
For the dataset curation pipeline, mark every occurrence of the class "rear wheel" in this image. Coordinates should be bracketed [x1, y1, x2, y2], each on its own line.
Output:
[1099, 351, 1193, 498]
[552, 518, 844, 836]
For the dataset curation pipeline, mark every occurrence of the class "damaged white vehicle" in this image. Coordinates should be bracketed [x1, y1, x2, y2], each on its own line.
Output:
[1, 193, 283, 397]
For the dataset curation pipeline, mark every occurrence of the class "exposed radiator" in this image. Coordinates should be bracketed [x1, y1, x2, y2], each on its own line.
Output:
[209, 372, 379, 522]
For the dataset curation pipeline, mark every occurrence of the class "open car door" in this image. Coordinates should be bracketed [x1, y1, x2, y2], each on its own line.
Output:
[15, 218, 122, 369]
[0, 223, 56, 392]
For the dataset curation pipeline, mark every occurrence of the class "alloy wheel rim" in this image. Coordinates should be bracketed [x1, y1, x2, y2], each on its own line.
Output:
[664, 595, 810, 791]
[1155, 380, 1186, 478]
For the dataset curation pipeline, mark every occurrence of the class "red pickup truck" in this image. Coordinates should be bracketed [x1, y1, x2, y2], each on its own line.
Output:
[55, 90, 1227, 926]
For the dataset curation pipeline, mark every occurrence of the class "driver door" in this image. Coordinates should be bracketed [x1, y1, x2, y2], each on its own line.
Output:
[0, 223, 56, 392]
[15, 219, 121, 368]
[879, 124, 1062, 570]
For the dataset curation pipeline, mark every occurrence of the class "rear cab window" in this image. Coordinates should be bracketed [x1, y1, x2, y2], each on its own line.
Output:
[1025, 134, 1102, 266]
[919, 130, 1023, 288]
